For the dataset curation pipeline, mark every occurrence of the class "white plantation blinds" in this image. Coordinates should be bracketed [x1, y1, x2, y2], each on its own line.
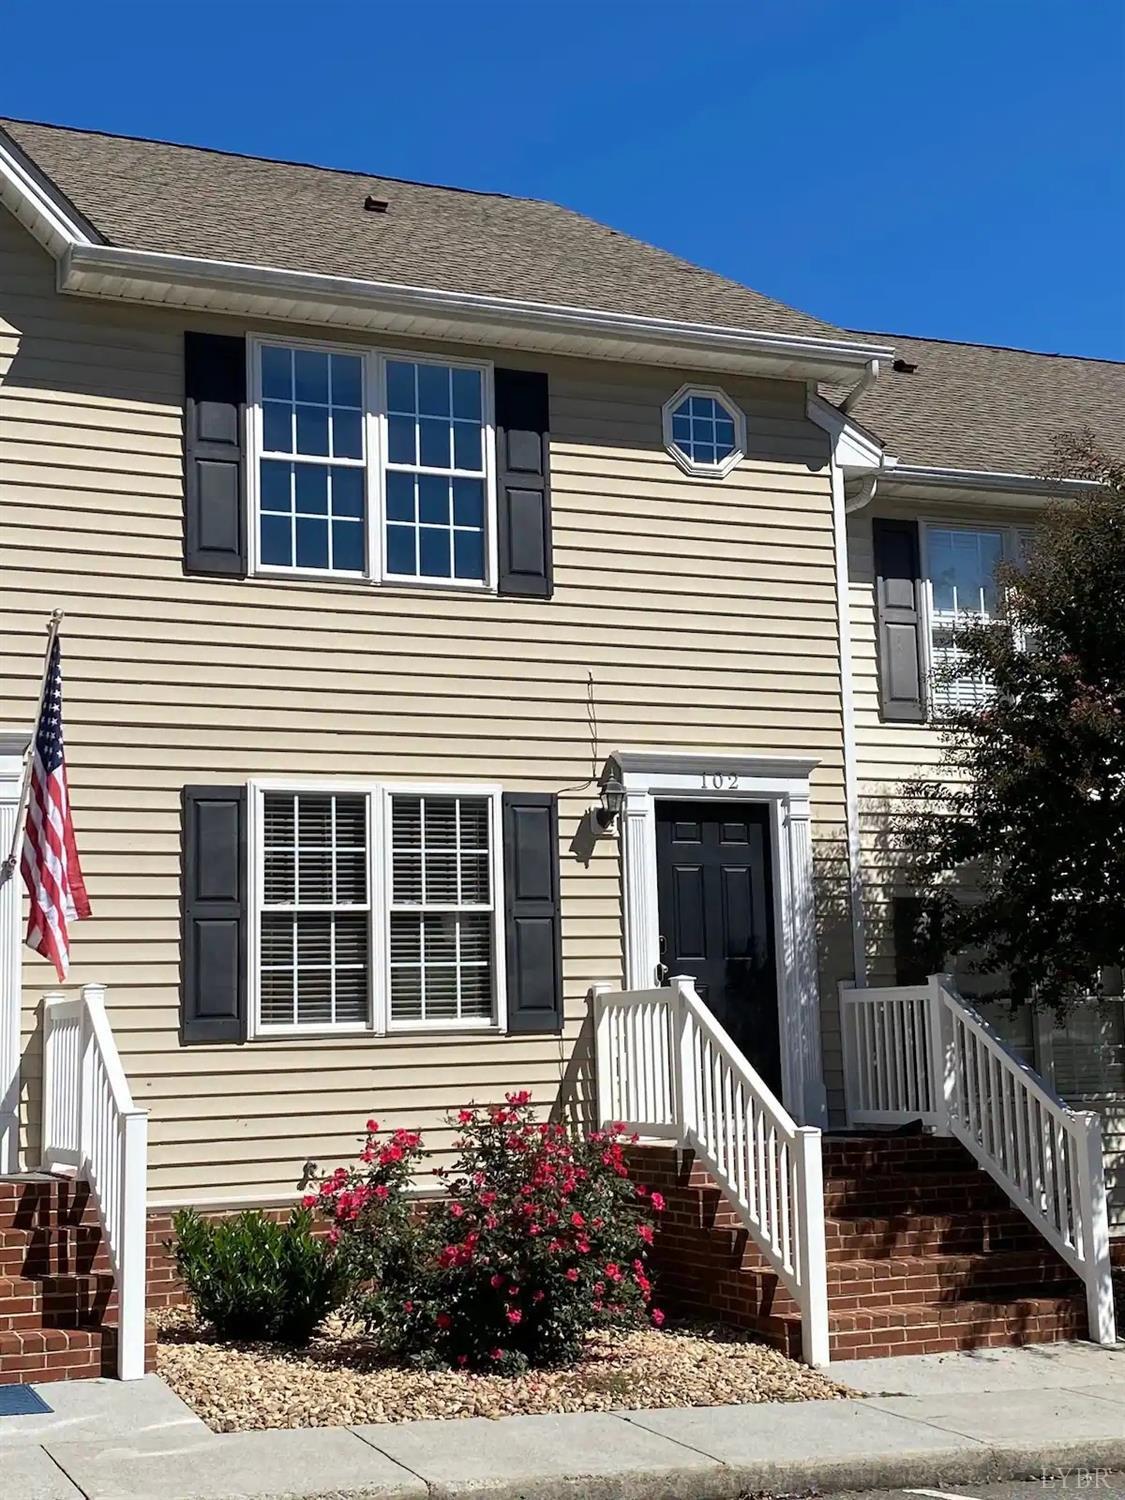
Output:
[927, 527, 1005, 711]
[260, 792, 370, 1027]
[389, 794, 494, 1023]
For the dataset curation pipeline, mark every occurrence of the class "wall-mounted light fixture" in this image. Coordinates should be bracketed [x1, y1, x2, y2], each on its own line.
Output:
[596, 770, 625, 830]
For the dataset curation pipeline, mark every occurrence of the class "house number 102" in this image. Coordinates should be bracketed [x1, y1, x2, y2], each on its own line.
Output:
[701, 772, 740, 790]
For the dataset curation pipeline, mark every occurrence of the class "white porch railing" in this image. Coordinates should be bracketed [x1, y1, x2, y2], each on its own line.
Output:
[840, 974, 1117, 1346]
[42, 983, 149, 1380]
[593, 976, 829, 1366]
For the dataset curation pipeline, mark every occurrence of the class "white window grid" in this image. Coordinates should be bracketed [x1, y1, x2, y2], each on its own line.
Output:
[387, 793, 495, 1027]
[661, 382, 746, 478]
[382, 359, 491, 586]
[247, 336, 498, 591]
[247, 779, 507, 1038]
[921, 522, 1034, 715]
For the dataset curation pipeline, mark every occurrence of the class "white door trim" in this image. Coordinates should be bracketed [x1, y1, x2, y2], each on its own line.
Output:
[0, 731, 30, 1173]
[605, 750, 828, 1128]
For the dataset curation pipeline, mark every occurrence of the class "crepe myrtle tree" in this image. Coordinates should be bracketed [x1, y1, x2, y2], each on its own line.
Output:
[899, 433, 1125, 1011]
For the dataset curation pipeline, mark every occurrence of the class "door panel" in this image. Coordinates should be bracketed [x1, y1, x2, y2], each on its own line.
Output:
[655, 800, 781, 1092]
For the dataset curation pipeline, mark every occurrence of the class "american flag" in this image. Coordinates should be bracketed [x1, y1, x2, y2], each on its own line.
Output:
[21, 634, 91, 979]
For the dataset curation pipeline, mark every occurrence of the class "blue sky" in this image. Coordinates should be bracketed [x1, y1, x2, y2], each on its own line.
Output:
[5, 0, 1124, 358]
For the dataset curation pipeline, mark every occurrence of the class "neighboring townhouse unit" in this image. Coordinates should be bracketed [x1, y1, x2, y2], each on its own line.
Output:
[0, 119, 1121, 1382]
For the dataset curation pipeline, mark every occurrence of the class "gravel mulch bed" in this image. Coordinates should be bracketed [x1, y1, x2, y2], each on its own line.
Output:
[156, 1308, 850, 1432]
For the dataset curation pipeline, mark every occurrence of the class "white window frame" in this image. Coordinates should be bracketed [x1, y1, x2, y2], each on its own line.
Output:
[920, 519, 1034, 716]
[661, 382, 746, 479]
[247, 335, 498, 592]
[247, 778, 507, 1039]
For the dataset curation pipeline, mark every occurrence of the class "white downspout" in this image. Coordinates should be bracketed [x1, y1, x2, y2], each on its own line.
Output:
[840, 358, 880, 415]
[830, 459, 867, 987]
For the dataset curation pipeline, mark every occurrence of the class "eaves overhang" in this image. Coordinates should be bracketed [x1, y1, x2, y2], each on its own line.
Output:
[55, 241, 895, 381]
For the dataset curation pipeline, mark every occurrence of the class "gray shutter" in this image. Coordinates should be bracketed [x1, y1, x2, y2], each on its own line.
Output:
[502, 791, 563, 1033]
[181, 786, 247, 1043]
[184, 332, 247, 576]
[495, 369, 552, 597]
[873, 517, 927, 722]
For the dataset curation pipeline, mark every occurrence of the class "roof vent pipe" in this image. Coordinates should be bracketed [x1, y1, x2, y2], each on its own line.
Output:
[840, 358, 880, 415]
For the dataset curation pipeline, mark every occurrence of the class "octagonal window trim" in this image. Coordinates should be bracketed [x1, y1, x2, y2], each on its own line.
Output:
[662, 383, 747, 478]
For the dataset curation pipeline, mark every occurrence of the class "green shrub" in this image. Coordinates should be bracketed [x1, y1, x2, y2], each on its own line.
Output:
[171, 1207, 343, 1345]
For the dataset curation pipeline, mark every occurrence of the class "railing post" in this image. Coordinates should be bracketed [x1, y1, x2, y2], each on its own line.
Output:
[794, 1126, 830, 1366]
[926, 974, 955, 1135]
[40, 994, 60, 1170]
[590, 985, 612, 1130]
[78, 988, 99, 1175]
[673, 977, 698, 1139]
[838, 983, 859, 1127]
[1075, 1111, 1117, 1346]
[117, 1108, 149, 1379]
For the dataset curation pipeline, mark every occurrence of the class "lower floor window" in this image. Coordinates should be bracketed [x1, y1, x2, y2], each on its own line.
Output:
[253, 782, 501, 1034]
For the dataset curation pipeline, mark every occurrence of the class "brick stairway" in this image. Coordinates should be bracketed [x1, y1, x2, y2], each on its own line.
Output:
[636, 1133, 1089, 1360]
[0, 1176, 156, 1384]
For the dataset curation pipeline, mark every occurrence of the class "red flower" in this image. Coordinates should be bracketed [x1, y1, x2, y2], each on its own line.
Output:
[570, 1212, 585, 1227]
[565, 1267, 579, 1282]
[506, 1307, 522, 1325]
[532, 1290, 545, 1303]
[436, 1312, 452, 1329]
[456, 1354, 469, 1366]
[366, 1118, 379, 1133]
[300, 1194, 317, 1209]
[374, 1184, 389, 1201]
[651, 1307, 665, 1327]
[506, 1089, 532, 1106]
[450, 1202, 465, 1218]
[638, 1224, 654, 1244]
[649, 1191, 666, 1213]
[403, 1300, 414, 1312]
[508, 1285, 520, 1297]
[490, 1348, 504, 1362]
[490, 1273, 504, 1289]
[458, 1109, 475, 1124]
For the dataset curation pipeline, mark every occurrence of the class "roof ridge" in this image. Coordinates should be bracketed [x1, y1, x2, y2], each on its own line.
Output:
[854, 327, 1125, 368]
[0, 115, 530, 205]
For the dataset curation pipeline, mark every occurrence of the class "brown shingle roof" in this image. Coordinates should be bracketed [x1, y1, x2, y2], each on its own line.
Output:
[843, 330, 1125, 472]
[0, 117, 841, 341]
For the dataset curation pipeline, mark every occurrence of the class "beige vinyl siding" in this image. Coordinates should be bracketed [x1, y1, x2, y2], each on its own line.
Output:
[848, 502, 1125, 1228]
[1, 203, 851, 1204]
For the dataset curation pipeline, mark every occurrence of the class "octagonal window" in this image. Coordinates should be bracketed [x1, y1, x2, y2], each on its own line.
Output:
[662, 386, 746, 477]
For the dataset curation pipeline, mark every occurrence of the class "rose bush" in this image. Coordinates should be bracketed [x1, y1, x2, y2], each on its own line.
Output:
[310, 1094, 663, 1371]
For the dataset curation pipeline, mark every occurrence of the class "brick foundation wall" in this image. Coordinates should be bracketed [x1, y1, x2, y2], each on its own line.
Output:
[624, 1144, 801, 1355]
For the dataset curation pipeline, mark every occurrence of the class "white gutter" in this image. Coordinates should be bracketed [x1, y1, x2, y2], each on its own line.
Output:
[882, 464, 1095, 496]
[58, 241, 895, 376]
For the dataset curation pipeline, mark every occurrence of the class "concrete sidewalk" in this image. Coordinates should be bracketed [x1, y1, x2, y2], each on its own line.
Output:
[3, 1341, 1124, 1500]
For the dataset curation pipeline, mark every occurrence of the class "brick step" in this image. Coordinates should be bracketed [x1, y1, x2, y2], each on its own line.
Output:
[826, 1213, 1043, 1261]
[826, 1250, 1081, 1296]
[828, 1292, 1087, 1359]
[824, 1184, 1015, 1216]
[822, 1139, 975, 1174]
[0, 1321, 158, 1385]
[0, 1272, 117, 1332]
[0, 1228, 112, 1280]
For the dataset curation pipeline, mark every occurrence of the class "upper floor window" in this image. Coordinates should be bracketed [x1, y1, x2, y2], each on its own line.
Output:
[923, 524, 1026, 712]
[662, 384, 746, 477]
[250, 339, 494, 588]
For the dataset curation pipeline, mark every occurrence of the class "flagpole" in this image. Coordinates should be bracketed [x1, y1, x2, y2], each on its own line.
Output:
[1, 610, 63, 882]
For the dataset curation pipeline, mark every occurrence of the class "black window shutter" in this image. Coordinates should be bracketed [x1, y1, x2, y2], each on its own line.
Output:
[873, 517, 927, 722]
[892, 895, 945, 985]
[495, 369, 552, 598]
[502, 791, 563, 1033]
[181, 786, 247, 1043]
[184, 332, 248, 577]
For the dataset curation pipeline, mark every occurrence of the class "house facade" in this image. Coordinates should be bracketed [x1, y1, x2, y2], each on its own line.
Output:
[0, 119, 1122, 1378]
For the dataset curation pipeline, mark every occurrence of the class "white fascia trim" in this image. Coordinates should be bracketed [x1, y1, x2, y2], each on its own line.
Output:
[0, 131, 96, 257]
[58, 240, 895, 376]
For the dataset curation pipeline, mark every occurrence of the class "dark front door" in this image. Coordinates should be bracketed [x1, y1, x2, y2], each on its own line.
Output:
[655, 800, 781, 1093]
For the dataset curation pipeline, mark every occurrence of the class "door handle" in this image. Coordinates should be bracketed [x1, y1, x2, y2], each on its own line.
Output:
[655, 962, 670, 986]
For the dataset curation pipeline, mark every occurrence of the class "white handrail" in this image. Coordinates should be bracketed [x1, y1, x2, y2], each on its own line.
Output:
[839, 974, 1116, 1346]
[592, 976, 829, 1366]
[41, 983, 149, 1379]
